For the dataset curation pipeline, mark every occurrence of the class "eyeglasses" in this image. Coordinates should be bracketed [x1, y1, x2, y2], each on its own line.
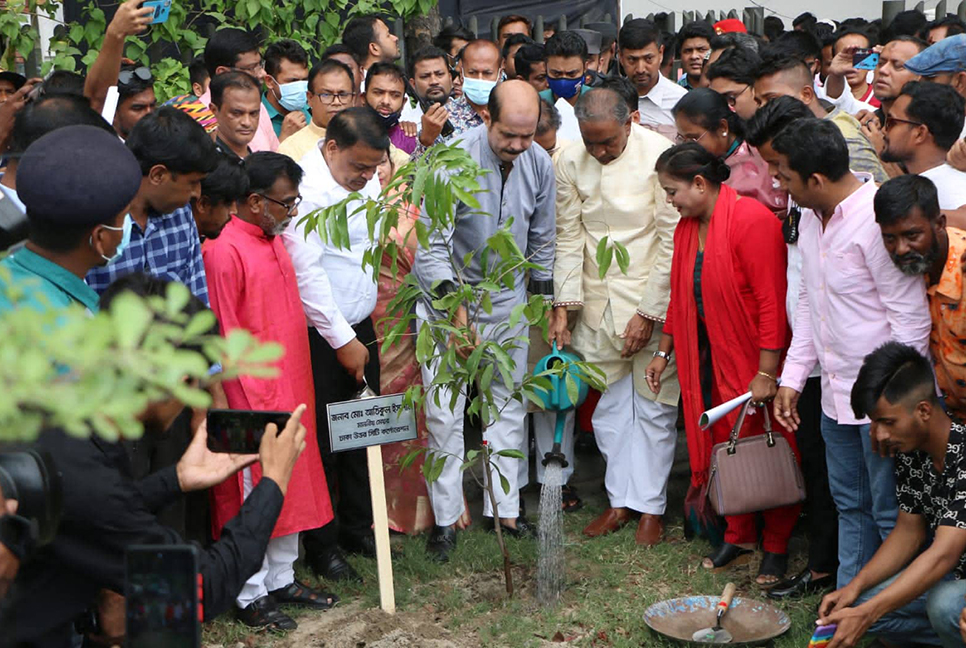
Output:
[722, 84, 750, 107]
[884, 116, 923, 131]
[118, 66, 152, 85]
[258, 193, 302, 213]
[234, 60, 265, 74]
[675, 130, 710, 144]
[315, 91, 356, 104]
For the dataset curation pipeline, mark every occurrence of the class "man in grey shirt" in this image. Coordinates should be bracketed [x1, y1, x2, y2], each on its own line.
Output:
[414, 80, 556, 561]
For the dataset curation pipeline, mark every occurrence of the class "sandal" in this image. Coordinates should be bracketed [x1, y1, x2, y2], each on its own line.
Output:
[237, 595, 297, 631]
[561, 484, 583, 512]
[756, 552, 788, 588]
[702, 543, 755, 572]
[269, 578, 339, 610]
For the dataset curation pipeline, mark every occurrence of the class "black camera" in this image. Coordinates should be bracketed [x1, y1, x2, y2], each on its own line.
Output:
[0, 450, 63, 557]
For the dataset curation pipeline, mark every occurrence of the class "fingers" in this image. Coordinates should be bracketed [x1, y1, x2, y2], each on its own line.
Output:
[5, 499, 17, 515]
[287, 404, 307, 432]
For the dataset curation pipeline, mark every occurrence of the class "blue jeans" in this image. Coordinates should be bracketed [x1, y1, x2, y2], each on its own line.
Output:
[821, 414, 898, 588]
[856, 573, 963, 646]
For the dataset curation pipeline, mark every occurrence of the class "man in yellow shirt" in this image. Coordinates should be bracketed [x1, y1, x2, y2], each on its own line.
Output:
[548, 87, 681, 546]
[278, 59, 356, 165]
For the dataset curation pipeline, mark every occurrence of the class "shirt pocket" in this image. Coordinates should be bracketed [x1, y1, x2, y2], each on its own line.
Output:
[826, 249, 867, 295]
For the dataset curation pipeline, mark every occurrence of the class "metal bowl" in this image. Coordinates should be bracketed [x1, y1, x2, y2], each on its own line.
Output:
[643, 595, 791, 645]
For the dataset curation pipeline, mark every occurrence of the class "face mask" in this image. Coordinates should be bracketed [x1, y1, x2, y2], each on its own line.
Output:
[94, 213, 133, 264]
[277, 80, 308, 112]
[378, 110, 401, 129]
[548, 76, 583, 99]
[462, 76, 498, 106]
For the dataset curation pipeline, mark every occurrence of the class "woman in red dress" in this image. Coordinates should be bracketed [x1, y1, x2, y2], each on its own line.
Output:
[645, 143, 801, 588]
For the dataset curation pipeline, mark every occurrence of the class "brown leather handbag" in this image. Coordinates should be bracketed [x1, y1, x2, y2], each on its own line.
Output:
[707, 400, 805, 517]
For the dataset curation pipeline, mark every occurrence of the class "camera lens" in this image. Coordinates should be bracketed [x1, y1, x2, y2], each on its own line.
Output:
[0, 451, 63, 547]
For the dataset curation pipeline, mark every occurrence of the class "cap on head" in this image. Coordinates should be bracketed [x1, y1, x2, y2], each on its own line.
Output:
[905, 33, 966, 75]
[714, 19, 748, 34]
[573, 29, 603, 55]
[18, 125, 142, 225]
[0, 71, 26, 90]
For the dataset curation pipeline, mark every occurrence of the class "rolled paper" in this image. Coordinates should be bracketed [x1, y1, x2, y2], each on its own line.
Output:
[698, 379, 781, 429]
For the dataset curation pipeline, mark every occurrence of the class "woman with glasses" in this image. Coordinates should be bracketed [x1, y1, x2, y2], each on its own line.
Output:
[673, 88, 788, 215]
[645, 143, 801, 588]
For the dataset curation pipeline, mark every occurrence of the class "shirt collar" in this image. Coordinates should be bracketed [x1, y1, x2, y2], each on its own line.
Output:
[262, 93, 281, 120]
[826, 172, 876, 221]
[11, 247, 101, 312]
[933, 226, 966, 302]
[641, 74, 672, 101]
[231, 214, 271, 240]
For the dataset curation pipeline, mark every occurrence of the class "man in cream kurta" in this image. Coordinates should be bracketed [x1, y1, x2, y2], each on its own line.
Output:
[548, 87, 680, 546]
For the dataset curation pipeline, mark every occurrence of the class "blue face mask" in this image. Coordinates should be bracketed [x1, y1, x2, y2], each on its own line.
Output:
[278, 80, 309, 112]
[462, 76, 498, 106]
[548, 76, 583, 100]
[95, 213, 133, 264]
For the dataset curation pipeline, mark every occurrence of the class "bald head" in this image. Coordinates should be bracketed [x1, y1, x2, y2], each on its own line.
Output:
[574, 88, 630, 125]
[485, 80, 539, 163]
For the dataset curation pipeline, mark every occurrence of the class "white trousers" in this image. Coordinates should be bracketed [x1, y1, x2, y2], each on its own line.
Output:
[418, 304, 528, 526]
[592, 373, 678, 514]
[236, 468, 299, 608]
[532, 409, 576, 484]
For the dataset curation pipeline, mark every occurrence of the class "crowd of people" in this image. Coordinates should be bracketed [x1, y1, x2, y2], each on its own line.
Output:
[4, 3, 966, 647]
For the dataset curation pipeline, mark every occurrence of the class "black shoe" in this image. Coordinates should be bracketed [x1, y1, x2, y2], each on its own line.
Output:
[490, 515, 537, 539]
[309, 547, 362, 583]
[237, 595, 297, 631]
[767, 569, 835, 600]
[340, 532, 377, 557]
[426, 524, 457, 563]
[269, 578, 339, 609]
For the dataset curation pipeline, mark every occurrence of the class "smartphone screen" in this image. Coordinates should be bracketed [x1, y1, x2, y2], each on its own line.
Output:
[125, 545, 200, 648]
[852, 49, 880, 70]
[206, 409, 290, 454]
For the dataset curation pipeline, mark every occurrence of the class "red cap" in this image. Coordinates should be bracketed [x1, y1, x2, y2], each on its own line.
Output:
[714, 18, 748, 34]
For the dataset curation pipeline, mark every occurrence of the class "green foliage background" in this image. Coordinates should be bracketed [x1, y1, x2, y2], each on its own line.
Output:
[0, 0, 435, 100]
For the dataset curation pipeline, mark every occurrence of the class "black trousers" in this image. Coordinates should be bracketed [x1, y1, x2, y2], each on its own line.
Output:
[796, 376, 839, 575]
[302, 318, 381, 556]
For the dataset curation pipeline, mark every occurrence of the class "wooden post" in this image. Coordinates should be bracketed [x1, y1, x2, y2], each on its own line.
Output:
[367, 445, 396, 614]
[882, 0, 906, 27]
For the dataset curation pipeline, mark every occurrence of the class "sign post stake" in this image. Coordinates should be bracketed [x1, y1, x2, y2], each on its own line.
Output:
[366, 444, 396, 614]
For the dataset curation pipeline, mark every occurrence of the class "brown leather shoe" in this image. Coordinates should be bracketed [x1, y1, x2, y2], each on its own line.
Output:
[635, 514, 664, 546]
[583, 507, 632, 537]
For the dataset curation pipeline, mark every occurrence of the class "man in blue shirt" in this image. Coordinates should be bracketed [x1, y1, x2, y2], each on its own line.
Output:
[0, 125, 142, 314]
[86, 106, 218, 304]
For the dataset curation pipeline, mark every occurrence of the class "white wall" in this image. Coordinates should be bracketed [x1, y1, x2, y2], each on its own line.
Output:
[621, 0, 895, 27]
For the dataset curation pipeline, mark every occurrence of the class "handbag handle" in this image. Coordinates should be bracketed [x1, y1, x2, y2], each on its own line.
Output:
[726, 399, 776, 455]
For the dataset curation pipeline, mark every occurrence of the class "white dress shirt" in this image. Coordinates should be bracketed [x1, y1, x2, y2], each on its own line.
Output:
[637, 74, 687, 129]
[281, 145, 380, 349]
[555, 96, 582, 143]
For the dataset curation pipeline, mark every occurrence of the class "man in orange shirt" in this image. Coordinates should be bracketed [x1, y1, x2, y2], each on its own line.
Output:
[875, 174, 966, 421]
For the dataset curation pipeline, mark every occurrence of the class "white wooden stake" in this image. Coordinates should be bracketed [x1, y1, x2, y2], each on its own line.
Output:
[366, 445, 395, 614]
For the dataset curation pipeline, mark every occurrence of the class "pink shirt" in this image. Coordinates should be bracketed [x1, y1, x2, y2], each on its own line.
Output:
[199, 88, 279, 153]
[780, 175, 931, 425]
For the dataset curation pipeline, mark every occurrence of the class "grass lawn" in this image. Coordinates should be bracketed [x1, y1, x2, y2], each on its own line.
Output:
[202, 500, 860, 647]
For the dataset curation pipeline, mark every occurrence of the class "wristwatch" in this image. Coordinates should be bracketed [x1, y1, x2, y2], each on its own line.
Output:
[652, 350, 671, 361]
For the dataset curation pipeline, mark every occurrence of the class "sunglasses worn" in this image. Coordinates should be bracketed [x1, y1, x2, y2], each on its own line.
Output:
[884, 116, 923, 131]
[118, 66, 152, 85]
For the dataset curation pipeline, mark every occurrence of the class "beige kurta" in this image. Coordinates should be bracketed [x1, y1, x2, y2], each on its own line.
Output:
[553, 124, 681, 405]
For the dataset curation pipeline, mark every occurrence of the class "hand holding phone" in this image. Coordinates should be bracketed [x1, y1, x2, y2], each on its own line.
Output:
[141, 0, 172, 25]
[206, 409, 291, 454]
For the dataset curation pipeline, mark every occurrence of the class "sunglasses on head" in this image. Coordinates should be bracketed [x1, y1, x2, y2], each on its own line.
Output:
[118, 66, 153, 86]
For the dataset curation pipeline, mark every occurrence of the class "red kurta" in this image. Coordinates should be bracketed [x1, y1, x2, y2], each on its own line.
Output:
[203, 216, 333, 539]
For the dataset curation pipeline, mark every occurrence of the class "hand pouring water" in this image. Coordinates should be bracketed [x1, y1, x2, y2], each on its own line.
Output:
[692, 583, 736, 643]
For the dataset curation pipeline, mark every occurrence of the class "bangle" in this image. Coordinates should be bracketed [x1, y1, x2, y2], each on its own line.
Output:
[757, 370, 777, 382]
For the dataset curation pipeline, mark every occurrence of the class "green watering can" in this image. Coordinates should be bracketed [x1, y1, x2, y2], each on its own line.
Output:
[532, 342, 588, 468]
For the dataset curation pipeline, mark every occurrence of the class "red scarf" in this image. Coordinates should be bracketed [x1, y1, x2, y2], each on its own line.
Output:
[670, 184, 786, 488]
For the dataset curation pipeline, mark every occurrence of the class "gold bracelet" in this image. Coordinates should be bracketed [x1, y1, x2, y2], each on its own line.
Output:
[757, 370, 777, 382]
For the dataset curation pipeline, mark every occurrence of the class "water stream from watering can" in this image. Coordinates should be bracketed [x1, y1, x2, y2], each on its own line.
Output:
[537, 462, 565, 605]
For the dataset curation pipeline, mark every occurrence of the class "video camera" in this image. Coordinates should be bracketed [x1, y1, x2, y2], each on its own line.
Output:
[0, 450, 63, 560]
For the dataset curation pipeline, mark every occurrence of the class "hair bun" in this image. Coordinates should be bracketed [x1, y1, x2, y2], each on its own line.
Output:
[711, 158, 732, 184]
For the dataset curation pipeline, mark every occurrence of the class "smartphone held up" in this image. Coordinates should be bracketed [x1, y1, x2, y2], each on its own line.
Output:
[206, 409, 291, 454]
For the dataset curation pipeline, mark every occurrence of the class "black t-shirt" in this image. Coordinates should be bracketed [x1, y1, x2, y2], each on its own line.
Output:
[896, 420, 966, 578]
